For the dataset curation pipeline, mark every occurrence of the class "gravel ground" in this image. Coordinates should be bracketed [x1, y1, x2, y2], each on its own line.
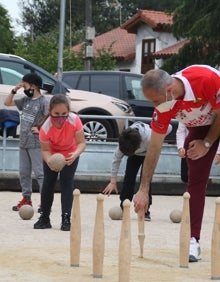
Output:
[0, 191, 217, 282]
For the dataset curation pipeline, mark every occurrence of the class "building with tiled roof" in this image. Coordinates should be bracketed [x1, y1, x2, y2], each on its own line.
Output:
[72, 27, 135, 61]
[153, 39, 189, 59]
[121, 9, 173, 33]
[72, 9, 187, 74]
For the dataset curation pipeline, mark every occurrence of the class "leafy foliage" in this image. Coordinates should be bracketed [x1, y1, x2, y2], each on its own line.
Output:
[14, 34, 58, 73]
[2, 0, 219, 74]
[162, 0, 220, 72]
[92, 46, 117, 70]
[92, 0, 182, 35]
[0, 6, 16, 53]
[19, 0, 60, 39]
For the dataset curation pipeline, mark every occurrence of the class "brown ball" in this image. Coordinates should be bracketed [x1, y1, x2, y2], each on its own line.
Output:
[169, 209, 182, 223]
[48, 153, 66, 171]
[109, 206, 123, 220]
[19, 205, 34, 220]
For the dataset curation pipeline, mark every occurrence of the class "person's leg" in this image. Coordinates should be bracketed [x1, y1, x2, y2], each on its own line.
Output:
[13, 148, 33, 211]
[120, 155, 143, 208]
[187, 144, 218, 239]
[19, 148, 32, 200]
[185, 126, 219, 262]
[34, 161, 58, 229]
[29, 148, 44, 193]
[29, 148, 44, 212]
[59, 157, 79, 231]
[181, 158, 188, 183]
[185, 126, 218, 240]
[40, 162, 58, 217]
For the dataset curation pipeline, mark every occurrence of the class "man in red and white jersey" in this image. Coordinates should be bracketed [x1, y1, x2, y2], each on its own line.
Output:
[133, 65, 220, 262]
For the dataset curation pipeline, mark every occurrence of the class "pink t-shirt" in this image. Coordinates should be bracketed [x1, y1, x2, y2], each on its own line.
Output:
[151, 65, 220, 134]
[39, 112, 83, 158]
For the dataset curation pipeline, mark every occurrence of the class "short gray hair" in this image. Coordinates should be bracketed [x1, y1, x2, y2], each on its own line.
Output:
[141, 69, 172, 94]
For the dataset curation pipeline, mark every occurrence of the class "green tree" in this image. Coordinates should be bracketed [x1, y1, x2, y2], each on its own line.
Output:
[15, 34, 58, 73]
[19, 0, 60, 39]
[63, 45, 117, 71]
[19, 0, 182, 40]
[92, 0, 182, 35]
[162, 0, 220, 73]
[93, 46, 117, 70]
[0, 5, 16, 53]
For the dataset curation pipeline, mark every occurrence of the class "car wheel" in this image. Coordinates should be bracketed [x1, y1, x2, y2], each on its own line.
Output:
[82, 119, 114, 141]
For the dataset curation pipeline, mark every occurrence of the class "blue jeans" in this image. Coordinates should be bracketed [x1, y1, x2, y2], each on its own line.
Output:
[40, 157, 79, 218]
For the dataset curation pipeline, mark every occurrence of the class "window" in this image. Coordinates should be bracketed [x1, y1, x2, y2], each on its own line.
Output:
[141, 39, 155, 74]
[0, 60, 55, 86]
[62, 74, 80, 89]
[90, 75, 120, 98]
[125, 75, 144, 101]
[77, 75, 90, 91]
[0, 67, 22, 85]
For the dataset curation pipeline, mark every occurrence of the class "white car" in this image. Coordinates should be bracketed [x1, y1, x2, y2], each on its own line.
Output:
[0, 54, 134, 141]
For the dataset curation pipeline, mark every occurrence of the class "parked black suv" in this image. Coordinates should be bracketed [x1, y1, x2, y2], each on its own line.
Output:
[63, 70, 178, 143]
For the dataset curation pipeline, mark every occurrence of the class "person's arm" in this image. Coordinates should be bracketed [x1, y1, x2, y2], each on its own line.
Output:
[4, 90, 17, 107]
[103, 147, 123, 196]
[214, 142, 220, 165]
[40, 142, 52, 164]
[66, 129, 86, 166]
[187, 109, 220, 160]
[133, 131, 165, 213]
[176, 123, 187, 149]
[203, 108, 220, 145]
[176, 123, 188, 158]
[4, 83, 24, 106]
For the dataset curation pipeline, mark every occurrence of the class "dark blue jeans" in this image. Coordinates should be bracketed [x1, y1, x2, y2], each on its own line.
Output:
[120, 155, 152, 210]
[40, 157, 79, 218]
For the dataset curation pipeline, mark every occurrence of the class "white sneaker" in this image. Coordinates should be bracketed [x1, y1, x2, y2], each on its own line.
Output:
[189, 237, 201, 262]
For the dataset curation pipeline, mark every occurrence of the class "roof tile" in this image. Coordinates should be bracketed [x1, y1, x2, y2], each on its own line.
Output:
[121, 9, 173, 33]
[72, 27, 135, 61]
[153, 39, 189, 59]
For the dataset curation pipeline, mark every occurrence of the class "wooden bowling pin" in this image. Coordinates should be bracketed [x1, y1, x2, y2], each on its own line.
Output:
[138, 209, 145, 258]
[211, 197, 220, 280]
[119, 199, 131, 282]
[179, 191, 190, 268]
[93, 193, 105, 278]
[70, 189, 81, 267]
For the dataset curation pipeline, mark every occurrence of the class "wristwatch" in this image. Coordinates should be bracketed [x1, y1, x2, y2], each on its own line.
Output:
[203, 140, 212, 149]
[11, 89, 17, 94]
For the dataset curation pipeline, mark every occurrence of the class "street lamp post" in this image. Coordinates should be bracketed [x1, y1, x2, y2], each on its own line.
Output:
[57, 0, 66, 82]
[85, 0, 95, 70]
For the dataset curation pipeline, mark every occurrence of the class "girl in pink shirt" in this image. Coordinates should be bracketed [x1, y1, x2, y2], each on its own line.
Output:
[34, 94, 86, 231]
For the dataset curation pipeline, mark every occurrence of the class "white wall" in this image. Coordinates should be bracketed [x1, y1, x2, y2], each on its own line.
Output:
[116, 23, 179, 73]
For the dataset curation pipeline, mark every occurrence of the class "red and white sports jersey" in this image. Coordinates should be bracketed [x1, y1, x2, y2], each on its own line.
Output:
[151, 65, 220, 134]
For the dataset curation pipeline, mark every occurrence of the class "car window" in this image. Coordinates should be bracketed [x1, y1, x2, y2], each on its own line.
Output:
[77, 75, 90, 91]
[0, 60, 55, 87]
[90, 75, 120, 98]
[0, 67, 23, 85]
[62, 73, 80, 89]
[125, 75, 145, 101]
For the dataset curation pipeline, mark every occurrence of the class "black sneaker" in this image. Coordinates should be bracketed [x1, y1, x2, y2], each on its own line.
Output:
[34, 214, 52, 229]
[61, 213, 71, 231]
[145, 211, 151, 221]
